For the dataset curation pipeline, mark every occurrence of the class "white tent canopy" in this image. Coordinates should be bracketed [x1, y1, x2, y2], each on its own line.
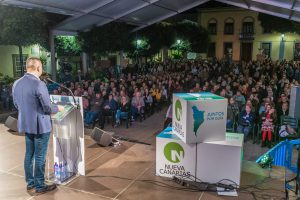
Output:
[1, 0, 300, 34]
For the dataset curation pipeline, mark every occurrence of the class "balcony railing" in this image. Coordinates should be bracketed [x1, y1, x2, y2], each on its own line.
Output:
[239, 32, 255, 40]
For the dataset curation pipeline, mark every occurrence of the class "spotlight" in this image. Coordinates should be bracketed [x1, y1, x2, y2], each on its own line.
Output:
[258, 154, 273, 168]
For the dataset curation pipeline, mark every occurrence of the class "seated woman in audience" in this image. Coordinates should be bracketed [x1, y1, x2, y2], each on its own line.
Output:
[237, 104, 255, 139]
[227, 97, 239, 129]
[115, 96, 130, 126]
[260, 104, 277, 148]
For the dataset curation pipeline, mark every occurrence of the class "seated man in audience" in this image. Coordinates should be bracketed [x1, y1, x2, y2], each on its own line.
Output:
[227, 97, 239, 129]
[277, 102, 289, 120]
[237, 104, 255, 139]
[84, 92, 103, 128]
[131, 91, 145, 121]
[99, 93, 118, 129]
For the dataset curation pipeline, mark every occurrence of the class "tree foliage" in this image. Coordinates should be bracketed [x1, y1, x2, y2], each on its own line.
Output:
[258, 13, 300, 33]
[78, 20, 209, 58]
[173, 20, 209, 53]
[78, 22, 131, 55]
[55, 36, 81, 56]
[0, 5, 49, 48]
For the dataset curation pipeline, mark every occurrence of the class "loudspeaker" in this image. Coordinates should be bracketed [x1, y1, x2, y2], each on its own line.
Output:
[5, 116, 18, 132]
[289, 86, 300, 118]
[90, 127, 113, 147]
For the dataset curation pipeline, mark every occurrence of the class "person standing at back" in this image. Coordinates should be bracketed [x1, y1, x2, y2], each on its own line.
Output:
[12, 57, 64, 195]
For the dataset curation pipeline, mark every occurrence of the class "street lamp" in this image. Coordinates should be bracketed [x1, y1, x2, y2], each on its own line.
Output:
[136, 39, 142, 65]
[137, 39, 142, 46]
[281, 34, 285, 41]
[176, 39, 182, 58]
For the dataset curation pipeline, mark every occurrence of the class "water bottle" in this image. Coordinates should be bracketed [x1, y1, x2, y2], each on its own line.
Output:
[54, 162, 60, 180]
[60, 162, 66, 180]
[59, 162, 63, 180]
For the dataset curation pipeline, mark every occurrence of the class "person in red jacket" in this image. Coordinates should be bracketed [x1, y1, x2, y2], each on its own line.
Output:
[260, 104, 277, 148]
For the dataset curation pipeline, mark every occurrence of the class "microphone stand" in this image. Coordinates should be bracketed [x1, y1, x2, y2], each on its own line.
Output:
[46, 78, 79, 109]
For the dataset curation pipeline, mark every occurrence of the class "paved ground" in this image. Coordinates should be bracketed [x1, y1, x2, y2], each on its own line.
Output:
[0, 109, 291, 200]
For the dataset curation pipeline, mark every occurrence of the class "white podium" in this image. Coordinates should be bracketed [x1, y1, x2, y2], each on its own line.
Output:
[50, 95, 85, 184]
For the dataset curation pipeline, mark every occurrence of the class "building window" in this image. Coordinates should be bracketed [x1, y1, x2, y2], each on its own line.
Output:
[224, 42, 233, 57]
[224, 23, 234, 34]
[261, 42, 271, 58]
[12, 54, 27, 77]
[242, 22, 254, 33]
[207, 43, 216, 57]
[224, 18, 234, 35]
[208, 18, 217, 35]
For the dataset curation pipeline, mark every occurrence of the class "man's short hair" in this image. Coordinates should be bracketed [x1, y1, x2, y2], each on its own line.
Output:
[26, 57, 42, 70]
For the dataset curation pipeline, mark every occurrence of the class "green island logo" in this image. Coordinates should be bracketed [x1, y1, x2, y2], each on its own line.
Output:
[164, 142, 184, 163]
[192, 106, 205, 137]
[175, 100, 182, 121]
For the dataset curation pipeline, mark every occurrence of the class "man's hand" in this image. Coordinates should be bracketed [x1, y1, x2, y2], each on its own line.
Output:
[58, 105, 65, 112]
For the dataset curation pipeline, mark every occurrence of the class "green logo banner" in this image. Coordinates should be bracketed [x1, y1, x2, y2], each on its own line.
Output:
[175, 100, 182, 121]
[164, 142, 185, 163]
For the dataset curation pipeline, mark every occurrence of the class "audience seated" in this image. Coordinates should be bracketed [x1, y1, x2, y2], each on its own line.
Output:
[99, 93, 118, 129]
[260, 103, 277, 147]
[84, 92, 103, 128]
[237, 104, 255, 138]
[116, 96, 131, 127]
[227, 97, 239, 130]
[131, 91, 145, 121]
[45, 58, 300, 148]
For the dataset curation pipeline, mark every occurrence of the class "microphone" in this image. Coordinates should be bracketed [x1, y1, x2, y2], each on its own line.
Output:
[46, 78, 78, 108]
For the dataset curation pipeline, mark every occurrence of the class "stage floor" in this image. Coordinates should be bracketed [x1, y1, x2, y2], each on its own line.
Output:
[0, 110, 292, 200]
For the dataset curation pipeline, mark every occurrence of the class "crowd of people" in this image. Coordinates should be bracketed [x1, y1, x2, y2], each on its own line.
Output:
[2, 58, 300, 148]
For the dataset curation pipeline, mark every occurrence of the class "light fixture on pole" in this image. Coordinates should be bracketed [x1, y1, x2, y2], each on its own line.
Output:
[281, 34, 285, 41]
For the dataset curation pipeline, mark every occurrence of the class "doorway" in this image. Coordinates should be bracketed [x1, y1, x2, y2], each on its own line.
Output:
[240, 42, 253, 62]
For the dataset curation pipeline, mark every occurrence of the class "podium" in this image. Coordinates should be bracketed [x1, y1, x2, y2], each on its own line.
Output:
[49, 95, 85, 184]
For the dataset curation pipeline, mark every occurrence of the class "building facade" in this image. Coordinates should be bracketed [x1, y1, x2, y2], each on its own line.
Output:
[0, 45, 51, 78]
[199, 8, 300, 62]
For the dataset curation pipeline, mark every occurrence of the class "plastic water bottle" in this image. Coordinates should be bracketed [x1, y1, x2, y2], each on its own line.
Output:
[60, 162, 66, 180]
[59, 162, 63, 180]
[54, 162, 60, 180]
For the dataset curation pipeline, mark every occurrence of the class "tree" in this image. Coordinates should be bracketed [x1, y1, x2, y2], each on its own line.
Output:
[173, 20, 209, 53]
[78, 22, 131, 56]
[258, 13, 300, 33]
[170, 39, 191, 59]
[0, 6, 49, 75]
[55, 36, 81, 57]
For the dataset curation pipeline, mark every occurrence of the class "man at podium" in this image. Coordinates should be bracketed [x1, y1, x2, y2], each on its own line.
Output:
[12, 57, 64, 195]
